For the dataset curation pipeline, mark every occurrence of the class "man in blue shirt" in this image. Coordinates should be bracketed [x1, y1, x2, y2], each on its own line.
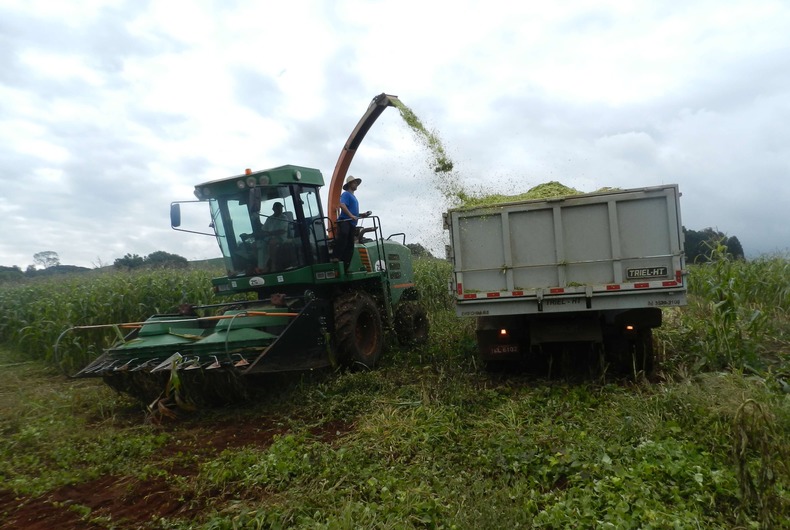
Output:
[336, 175, 371, 271]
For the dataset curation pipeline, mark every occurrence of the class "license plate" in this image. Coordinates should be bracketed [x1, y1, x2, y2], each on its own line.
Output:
[626, 266, 668, 280]
[490, 344, 519, 355]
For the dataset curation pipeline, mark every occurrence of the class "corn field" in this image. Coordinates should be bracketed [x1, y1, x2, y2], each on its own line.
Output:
[0, 253, 788, 377]
[658, 250, 790, 373]
[0, 269, 222, 372]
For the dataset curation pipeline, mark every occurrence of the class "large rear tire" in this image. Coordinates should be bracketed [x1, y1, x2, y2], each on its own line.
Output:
[334, 291, 383, 369]
[394, 301, 429, 347]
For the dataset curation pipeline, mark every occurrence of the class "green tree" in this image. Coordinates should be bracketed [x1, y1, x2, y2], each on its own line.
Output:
[0, 265, 24, 283]
[406, 243, 435, 259]
[114, 253, 145, 270]
[33, 251, 60, 269]
[683, 227, 744, 263]
[726, 236, 744, 260]
[113, 251, 188, 270]
[144, 251, 188, 269]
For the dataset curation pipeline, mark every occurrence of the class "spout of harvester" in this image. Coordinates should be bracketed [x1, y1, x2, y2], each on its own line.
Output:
[327, 93, 400, 233]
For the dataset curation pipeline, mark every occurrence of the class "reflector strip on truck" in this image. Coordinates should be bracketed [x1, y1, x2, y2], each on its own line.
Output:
[456, 277, 682, 300]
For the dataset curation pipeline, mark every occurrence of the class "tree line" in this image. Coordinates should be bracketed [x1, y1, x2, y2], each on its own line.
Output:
[0, 250, 189, 282]
[683, 227, 744, 263]
[112, 251, 188, 270]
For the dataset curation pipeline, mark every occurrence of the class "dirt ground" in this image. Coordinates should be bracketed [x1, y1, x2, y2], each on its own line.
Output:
[0, 416, 351, 529]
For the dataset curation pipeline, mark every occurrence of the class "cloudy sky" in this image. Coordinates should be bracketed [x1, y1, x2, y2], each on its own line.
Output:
[1, 0, 788, 269]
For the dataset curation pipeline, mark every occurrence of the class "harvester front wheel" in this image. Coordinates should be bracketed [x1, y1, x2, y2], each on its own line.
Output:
[334, 291, 383, 369]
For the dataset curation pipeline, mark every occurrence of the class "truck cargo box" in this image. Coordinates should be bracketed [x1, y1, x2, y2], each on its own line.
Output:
[445, 185, 687, 318]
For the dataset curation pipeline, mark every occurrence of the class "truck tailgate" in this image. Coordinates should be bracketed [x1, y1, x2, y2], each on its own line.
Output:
[446, 185, 687, 316]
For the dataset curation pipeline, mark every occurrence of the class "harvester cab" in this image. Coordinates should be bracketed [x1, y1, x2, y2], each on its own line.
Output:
[178, 165, 333, 279]
[68, 94, 429, 406]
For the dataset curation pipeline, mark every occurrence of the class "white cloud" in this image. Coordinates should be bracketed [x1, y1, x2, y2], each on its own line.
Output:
[0, 0, 789, 268]
[19, 50, 104, 86]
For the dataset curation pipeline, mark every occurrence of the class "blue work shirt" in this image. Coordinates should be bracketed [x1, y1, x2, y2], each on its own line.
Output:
[338, 191, 359, 227]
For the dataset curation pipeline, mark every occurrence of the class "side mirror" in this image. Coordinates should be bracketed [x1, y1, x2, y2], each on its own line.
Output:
[170, 203, 181, 228]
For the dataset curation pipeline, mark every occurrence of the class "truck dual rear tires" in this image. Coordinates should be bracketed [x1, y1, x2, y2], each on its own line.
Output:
[334, 291, 383, 369]
[474, 313, 656, 378]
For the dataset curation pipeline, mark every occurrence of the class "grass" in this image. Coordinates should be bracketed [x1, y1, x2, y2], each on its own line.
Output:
[1, 347, 787, 528]
[0, 351, 165, 497]
[0, 254, 788, 528]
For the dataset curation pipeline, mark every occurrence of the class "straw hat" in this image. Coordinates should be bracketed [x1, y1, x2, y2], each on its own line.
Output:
[343, 175, 362, 190]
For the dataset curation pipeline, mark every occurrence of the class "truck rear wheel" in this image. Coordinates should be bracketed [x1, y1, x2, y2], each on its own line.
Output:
[334, 291, 383, 369]
[394, 302, 429, 346]
[635, 328, 654, 376]
[604, 328, 655, 378]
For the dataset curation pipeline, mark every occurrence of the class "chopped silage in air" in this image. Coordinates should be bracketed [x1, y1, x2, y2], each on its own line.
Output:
[392, 99, 613, 212]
